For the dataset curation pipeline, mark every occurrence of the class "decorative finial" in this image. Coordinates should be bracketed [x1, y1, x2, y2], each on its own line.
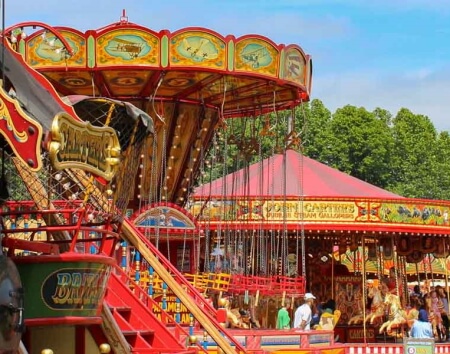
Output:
[120, 9, 128, 23]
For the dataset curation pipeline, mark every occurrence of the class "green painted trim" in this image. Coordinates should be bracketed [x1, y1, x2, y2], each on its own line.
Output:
[227, 41, 234, 71]
[87, 36, 95, 68]
[279, 48, 285, 78]
[161, 35, 168, 68]
[19, 40, 26, 55]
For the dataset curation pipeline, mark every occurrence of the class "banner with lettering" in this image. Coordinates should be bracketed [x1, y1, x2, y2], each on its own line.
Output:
[16, 261, 112, 318]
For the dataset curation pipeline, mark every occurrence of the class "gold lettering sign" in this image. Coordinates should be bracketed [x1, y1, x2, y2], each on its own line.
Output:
[263, 201, 358, 222]
[49, 112, 121, 181]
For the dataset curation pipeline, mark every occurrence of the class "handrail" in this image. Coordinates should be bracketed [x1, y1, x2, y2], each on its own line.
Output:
[0, 207, 121, 256]
[121, 221, 246, 354]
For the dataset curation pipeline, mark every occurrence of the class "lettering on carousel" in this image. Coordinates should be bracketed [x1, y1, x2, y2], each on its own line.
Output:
[152, 295, 191, 324]
[347, 327, 376, 342]
[48, 112, 121, 181]
[263, 201, 357, 221]
[42, 267, 110, 310]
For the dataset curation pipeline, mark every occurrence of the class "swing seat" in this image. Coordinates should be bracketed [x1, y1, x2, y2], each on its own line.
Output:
[184, 273, 208, 292]
[229, 274, 246, 294]
[211, 272, 231, 292]
[273, 275, 306, 296]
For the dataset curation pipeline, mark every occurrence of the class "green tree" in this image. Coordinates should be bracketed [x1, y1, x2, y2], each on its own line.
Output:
[318, 105, 394, 188]
[302, 99, 332, 160]
[434, 131, 450, 200]
[388, 108, 439, 198]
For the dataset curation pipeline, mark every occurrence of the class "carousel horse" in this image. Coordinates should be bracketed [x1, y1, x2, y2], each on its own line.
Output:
[379, 293, 407, 335]
[348, 284, 385, 325]
[222, 298, 252, 329]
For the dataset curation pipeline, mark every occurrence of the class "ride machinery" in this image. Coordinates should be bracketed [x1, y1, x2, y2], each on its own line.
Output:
[0, 11, 312, 354]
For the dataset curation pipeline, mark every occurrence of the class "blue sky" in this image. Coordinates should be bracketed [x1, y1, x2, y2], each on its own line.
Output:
[7, 0, 450, 131]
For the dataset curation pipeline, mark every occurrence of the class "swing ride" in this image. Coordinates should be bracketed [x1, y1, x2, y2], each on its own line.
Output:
[2, 8, 450, 354]
[190, 148, 450, 344]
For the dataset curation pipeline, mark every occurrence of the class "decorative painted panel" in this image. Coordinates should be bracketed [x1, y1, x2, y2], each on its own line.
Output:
[27, 30, 86, 68]
[170, 31, 226, 69]
[134, 206, 196, 230]
[282, 46, 306, 86]
[44, 71, 99, 96]
[101, 70, 152, 96]
[235, 38, 279, 77]
[96, 29, 159, 66]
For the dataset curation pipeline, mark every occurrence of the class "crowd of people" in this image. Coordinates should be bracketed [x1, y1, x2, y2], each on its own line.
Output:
[408, 284, 449, 340]
[269, 280, 450, 342]
[273, 292, 337, 331]
[215, 271, 450, 343]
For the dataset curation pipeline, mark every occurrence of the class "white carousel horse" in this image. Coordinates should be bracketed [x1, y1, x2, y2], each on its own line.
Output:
[348, 285, 385, 325]
[379, 293, 407, 335]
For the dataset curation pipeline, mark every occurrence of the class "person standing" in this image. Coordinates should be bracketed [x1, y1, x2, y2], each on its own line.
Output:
[267, 299, 277, 329]
[435, 285, 449, 341]
[276, 300, 291, 329]
[294, 293, 316, 330]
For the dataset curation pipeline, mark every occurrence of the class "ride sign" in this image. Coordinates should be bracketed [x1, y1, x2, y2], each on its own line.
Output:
[403, 338, 434, 354]
[48, 112, 121, 181]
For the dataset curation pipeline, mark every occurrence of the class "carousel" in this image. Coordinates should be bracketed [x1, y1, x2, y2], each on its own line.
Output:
[1, 8, 449, 354]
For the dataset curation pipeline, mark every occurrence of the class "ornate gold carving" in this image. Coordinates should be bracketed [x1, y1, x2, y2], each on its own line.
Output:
[49, 112, 121, 181]
[0, 99, 27, 142]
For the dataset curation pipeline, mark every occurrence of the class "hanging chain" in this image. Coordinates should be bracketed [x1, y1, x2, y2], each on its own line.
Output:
[257, 130, 265, 275]
[298, 105, 306, 278]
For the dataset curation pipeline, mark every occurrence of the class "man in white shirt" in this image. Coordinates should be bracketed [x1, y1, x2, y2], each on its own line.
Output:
[294, 293, 316, 330]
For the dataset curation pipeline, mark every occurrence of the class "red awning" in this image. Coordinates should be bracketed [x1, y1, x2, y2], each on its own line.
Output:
[194, 149, 402, 199]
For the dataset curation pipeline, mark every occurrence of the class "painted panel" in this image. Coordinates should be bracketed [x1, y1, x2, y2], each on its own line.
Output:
[102, 69, 152, 96]
[157, 71, 210, 97]
[282, 46, 306, 86]
[134, 206, 196, 230]
[27, 30, 86, 68]
[189, 198, 450, 233]
[189, 199, 360, 222]
[97, 29, 159, 66]
[377, 202, 449, 226]
[44, 71, 99, 96]
[235, 38, 279, 77]
[170, 31, 226, 69]
[16, 261, 111, 318]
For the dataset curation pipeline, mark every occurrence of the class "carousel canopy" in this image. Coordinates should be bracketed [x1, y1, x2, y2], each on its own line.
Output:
[194, 149, 402, 199]
[5, 18, 312, 204]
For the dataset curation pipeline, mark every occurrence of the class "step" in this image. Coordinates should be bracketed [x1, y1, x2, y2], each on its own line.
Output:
[122, 330, 154, 348]
[110, 305, 155, 331]
[129, 329, 154, 343]
[110, 306, 132, 321]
